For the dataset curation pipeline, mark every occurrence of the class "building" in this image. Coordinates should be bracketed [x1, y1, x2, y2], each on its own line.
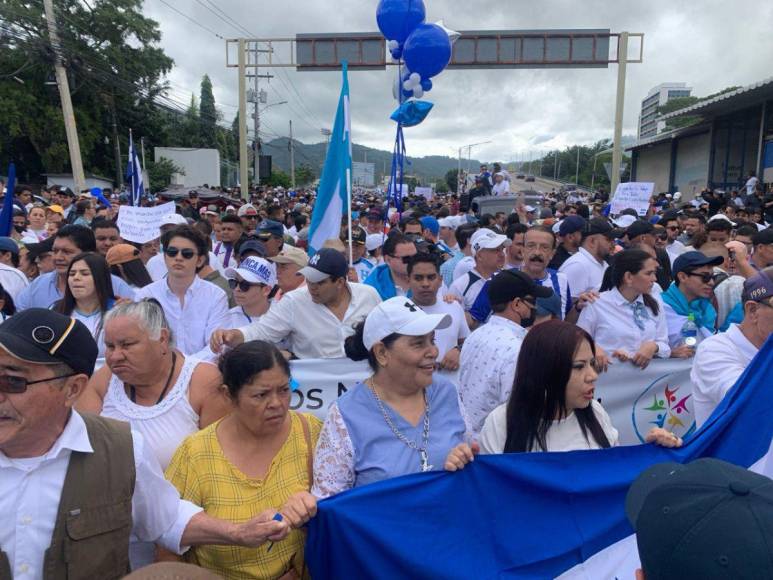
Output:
[352, 161, 375, 187]
[45, 174, 114, 192]
[629, 76, 773, 198]
[638, 83, 693, 140]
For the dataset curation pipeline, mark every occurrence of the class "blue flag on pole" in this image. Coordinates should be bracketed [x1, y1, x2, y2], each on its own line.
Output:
[307, 63, 351, 255]
[305, 337, 773, 579]
[0, 164, 16, 237]
[126, 131, 145, 206]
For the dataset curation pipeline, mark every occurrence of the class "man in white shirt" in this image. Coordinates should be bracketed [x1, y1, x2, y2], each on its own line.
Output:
[521, 226, 572, 318]
[450, 228, 510, 312]
[745, 170, 759, 197]
[661, 212, 687, 265]
[559, 217, 613, 300]
[408, 253, 470, 370]
[458, 269, 553, 436]
[0, 310, 289, 579]
[135, 225, 229, 359]
[491, 172, 510, 196]
[691, 268, 773, 427]
[0, 237, 28, 301]
[212, 214, 243, 270]
[211, 248, 381, 359]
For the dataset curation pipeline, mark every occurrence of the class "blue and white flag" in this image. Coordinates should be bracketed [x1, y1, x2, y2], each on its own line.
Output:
[306, 337, 773, 579]
[308, 63, 351, 255]
[125, 131, 145, 206]
[0, 163, 16, 237]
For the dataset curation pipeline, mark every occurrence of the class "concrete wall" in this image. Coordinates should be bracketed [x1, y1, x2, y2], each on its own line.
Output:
[673, 131, 710, 198]
[633, 142, 671, 194]
[155, 148, 220, 187]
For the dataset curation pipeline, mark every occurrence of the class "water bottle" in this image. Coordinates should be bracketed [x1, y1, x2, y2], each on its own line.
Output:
[681, 313, 699, 348]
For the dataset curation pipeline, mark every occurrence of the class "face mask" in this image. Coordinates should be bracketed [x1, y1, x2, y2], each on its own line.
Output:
[14, 225, 25, 234]
[520, 312, 535, 328]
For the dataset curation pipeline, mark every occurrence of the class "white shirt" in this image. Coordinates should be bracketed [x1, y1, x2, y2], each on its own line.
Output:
[458, 315, 526, 436]
[665, 240, 687, 266]
[452, 256, 475, 282]
[212, 242, 238, 270]
[239, 282, 381, 359]
[146, 251, 224, 282]
[492, 180, 511, 196]
[0, 263, 29, 301]
[0, 411, 201, 580]
[691, 324, 758, 427]
[662, 301, 715, 348]
[479, 400, 619, 453]
[420, 299, 470, 360]
[559, 247, 608, 298]
[134, 276, 229, 359]
[449, 268, 487, 311]
[746, 176, 758, 196]
[577, 288, 671, 359]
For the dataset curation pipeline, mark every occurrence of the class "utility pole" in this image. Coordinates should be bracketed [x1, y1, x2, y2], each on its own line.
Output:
[253, 45, 260, 187]
[108, 96, 122, 187]
[43, 0, 86, 193]
[289, 120, 295, 188]
[575, 145, 580, 186]
[237, 39, 248, 195]
[611, 32, 629, 194]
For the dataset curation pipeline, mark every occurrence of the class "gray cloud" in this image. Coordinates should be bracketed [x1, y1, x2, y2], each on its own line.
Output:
[144, 0, 773, 161]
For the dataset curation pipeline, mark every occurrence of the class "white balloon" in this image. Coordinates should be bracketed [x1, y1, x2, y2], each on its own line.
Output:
[387, 39, 399, 51]
[435, 20, 461, 46]
[413, 87, 424, 99]
[409, 72, 421, 84]
[403, 79, 413, 91]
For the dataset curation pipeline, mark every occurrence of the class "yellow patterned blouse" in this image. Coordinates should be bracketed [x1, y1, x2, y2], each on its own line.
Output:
[165, 412, 322, 580]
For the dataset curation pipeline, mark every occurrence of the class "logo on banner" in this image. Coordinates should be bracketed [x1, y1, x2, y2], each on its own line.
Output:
[631, 372, 696, 443]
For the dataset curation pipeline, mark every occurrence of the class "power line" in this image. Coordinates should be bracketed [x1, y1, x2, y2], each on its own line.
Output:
[154, 0, 224, 40]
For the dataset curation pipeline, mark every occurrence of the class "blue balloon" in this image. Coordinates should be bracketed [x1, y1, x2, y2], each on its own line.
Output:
[390, 100, 434, 127]
[403, 23, 452, 79]
[376, 0, 426, 44]
[390, 47, 402, 60]
[420, 78, 432, 91]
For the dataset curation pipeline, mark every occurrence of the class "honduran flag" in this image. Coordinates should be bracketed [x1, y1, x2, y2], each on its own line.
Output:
[305, 337, 773, 579]
[307, 62, 352, 256]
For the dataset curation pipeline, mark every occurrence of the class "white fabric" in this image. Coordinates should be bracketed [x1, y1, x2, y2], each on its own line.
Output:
[559, 247, 608, 298]
[448, 268, 487, 311]
[746, 175, 758, 196]
[662, 301, 715, 348]
[101, 356, 200, 470]
[212, 243, 237, 270]
[311, 402, 355, 500]
[691, 324, 758, 427]
[0, 411, 201, 580]
[492, 180, 511, 196]
[146, 251, 223, 282]
[577, 288, 671, 358]
[479, 400, 620, 454]
[713, 271, 745, 329]
[0, 263, 29, 301]
[665, 240, 687, 266]
[420, 299, 470, 360]
[452, 255, 475, 282]
[238, 282, 381, 359]
[458, 315, 526, 436]
[134, 276, 229, 359]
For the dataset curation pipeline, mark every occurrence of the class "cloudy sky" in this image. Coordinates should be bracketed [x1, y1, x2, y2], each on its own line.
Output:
[143, 0, 773, 161]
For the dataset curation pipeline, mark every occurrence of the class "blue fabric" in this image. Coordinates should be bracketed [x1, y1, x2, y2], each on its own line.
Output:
[470, 269, 568, 322]
[364, 263, 402, 300]
[440, 252, 463, 287]
[662, 282, 717, 331]
[337, 379, 466, 488]
[125, 133, 145, 206]
[15, 272, 136, 310]
[306, 336, 773, 579]
[722, 301, 744, 331]
[0, 163, 15, 237]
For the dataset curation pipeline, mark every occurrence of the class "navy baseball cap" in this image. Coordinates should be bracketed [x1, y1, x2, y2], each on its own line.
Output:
[0, 237, 19, 255]
[626, 220, 655, 240]
[256, 219, 284, 239]
[581, 217, 614, 238]
[672, 251, 724, 278]
[487, 269, 553, 307]
[0, 309, 98, 376]
[236, 239, 267, 258]
[298, 248, 348, 283]
[558, 215, 586, 237]
[742, 268, 773, 303]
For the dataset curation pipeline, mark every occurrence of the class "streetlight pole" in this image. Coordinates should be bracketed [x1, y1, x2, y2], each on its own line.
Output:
[575, 145, 580, 186]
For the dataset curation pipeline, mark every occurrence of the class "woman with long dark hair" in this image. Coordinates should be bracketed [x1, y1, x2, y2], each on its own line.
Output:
[475, 320, 682, 455]
[54, 252, 116, 357]
[0, 282, 16, 321]
[578, 248, 673, 369]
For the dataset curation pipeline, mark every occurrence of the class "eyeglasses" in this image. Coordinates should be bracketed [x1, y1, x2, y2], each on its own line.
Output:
[243, 214, 259, 220]
[228, 279, 265, 292]
[519, 297, 536, 310]
[164, 247, 196, 260]
[0, 372, 78, 394]
[666, 226, 680, 231]
[389, 254, 414, 264]
[685, 272, 716, 284]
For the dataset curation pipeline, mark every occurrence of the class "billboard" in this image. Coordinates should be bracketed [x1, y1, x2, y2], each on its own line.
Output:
[352, 161, 375, 186]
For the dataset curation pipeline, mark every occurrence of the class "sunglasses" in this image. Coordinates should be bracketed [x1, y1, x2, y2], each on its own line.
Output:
[657, 234, 668, 241]
[0, 372, 78, 394]
[228, 279, 265, 292]
[389, 254, 413, 265]
[165, 247, 196, 260]
[243, 214, 259, 220]
[666, 226, 680, 231]
[685, 272, 716, 284]
[519, 297, 536, 310]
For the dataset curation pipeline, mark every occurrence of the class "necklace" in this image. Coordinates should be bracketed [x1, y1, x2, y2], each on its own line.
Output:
[367, 378, 433, 472]
[128, 352, 177, 406]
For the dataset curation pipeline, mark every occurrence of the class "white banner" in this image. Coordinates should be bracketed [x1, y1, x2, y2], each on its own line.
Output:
[609, 182, 655, 217]
[414, 186, 433, 200]
[116, 201, 176, 244]
[288, 358, 696, 446]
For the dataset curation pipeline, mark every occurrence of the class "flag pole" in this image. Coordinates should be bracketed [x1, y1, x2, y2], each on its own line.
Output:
[128, 128, 134, 205]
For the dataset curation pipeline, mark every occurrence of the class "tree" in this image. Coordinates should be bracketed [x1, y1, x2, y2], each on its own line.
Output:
[147, 156, 184, 192]
[266, 169, 291, 188]
[199, 74, 218, 148]
[295, 164, 315, 185]
[445, 169, 459, 193]
[435, 179, 448, 194]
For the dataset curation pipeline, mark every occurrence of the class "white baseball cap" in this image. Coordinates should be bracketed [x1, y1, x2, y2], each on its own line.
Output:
[237, 203, 258, 217]
[438, 216, 457, 230]
[366, 233, 384, 252]
[612, 214, 637, 229]
[363, 297, 451, 351]
[160, 213, 187, 227]
[708, 213, 737, 227]
[225, 256, 277, 286]
[470, 228, 511, 256]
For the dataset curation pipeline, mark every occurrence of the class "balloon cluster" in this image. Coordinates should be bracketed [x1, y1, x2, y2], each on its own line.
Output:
[376, 0, 458, 102]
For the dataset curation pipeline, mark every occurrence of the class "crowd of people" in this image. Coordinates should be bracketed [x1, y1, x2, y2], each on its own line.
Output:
[0, 172, 772, 579]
